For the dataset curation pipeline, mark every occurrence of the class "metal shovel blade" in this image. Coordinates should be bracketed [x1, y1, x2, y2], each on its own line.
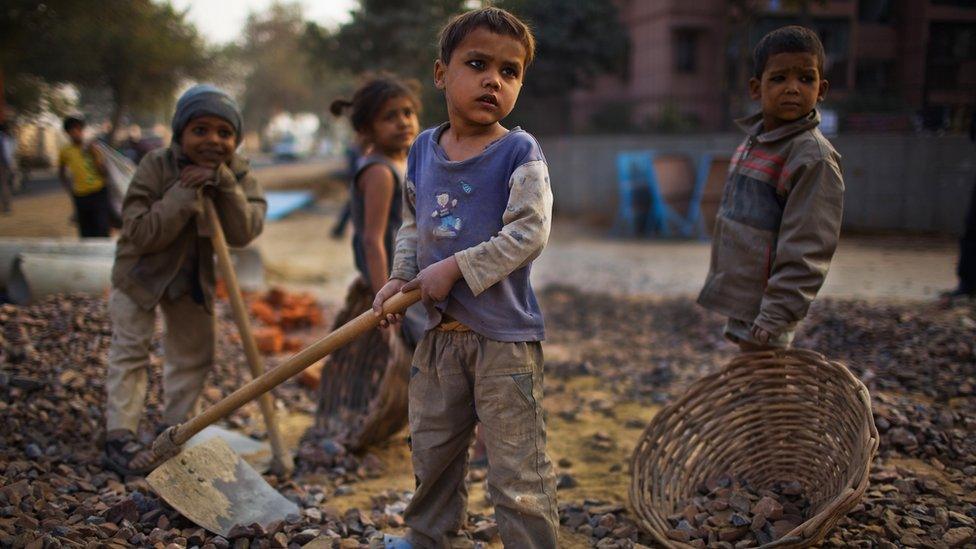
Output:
[146, 437, 298, 537]
[185, 424, 273, 474]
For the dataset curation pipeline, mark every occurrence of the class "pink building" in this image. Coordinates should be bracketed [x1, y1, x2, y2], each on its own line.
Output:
[570, 0, 976, 132]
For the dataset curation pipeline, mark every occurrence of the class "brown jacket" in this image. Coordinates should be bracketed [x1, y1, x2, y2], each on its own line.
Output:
[111, 143, 266, 312]
[697, 110, 844, 335]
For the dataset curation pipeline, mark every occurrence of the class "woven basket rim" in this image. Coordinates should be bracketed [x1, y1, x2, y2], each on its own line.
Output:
[629, 348, 879, 549]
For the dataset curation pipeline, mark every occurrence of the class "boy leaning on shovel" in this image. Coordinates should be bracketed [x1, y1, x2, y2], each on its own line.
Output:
[103, 84, 267, 475]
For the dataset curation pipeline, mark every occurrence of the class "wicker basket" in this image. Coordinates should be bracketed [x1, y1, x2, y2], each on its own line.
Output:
[630, 349, 878, 548]
[316, 278, 412, 451]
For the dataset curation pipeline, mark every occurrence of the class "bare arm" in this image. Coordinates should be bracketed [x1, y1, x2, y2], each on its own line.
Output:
[389, 178, 419, 282]
[58, 165, 72, 195]
[359, 164, 396, 295]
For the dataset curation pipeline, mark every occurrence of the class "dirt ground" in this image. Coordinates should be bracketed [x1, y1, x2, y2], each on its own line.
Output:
[2, 163, 973, 548]
[245, 172, 968, 548]
[1, 160, 958, 304]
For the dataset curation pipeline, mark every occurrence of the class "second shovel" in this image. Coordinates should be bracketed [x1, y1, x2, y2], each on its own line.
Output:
[203, 194, 294, 475]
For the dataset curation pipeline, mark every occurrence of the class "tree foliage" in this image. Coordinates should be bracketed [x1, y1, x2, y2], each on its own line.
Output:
[305, 0, 465, 124]
[495, 0, 628, 134]
[311, 0, 463, 82]
[1, 1, 85, 119]
[232, 2, 345, 134]
[1, 0, 208, 136]
[498, 0, 628, 98]
[306, 0, 628, 131]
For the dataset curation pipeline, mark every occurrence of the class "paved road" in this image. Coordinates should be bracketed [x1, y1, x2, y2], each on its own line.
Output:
[0, 158, 342, 238]
[11, 154, 338, 198]
[259, 213, 958, 306]
[533, 223, 957, 301]
[1, 171, 959, 303]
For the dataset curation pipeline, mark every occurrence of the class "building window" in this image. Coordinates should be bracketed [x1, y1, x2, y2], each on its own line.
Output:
[856, 60, 893, 91]
[927, 22, 976, 90]
[859, 0, 893, 23]
[673, 29, 698, 74]
[931, 0, 976, 7]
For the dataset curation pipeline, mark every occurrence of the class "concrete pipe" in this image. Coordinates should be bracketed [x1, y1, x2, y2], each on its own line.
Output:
[0, 238, 115, 289]
[229, 246, 266, 291]
[2, 237, 265, 302]
[7, 253, 113, 305]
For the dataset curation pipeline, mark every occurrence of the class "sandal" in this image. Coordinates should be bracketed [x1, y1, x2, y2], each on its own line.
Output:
[103, 431, 160, 476]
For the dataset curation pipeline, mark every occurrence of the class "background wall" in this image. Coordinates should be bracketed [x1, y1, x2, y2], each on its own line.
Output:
[541, 134, 976, 235]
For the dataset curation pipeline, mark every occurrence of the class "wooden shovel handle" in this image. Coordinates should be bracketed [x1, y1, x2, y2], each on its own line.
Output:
[168, 287, 422, 446]
[202, 196, 293, 473]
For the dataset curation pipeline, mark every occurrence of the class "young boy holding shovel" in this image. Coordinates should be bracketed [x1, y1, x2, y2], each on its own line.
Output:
[104, 84, 267, 475]
[374, 7, 558, 548]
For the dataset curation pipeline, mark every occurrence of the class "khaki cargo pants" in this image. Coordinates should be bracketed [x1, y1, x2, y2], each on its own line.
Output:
[105, 289, 215, 433]
[404, 330, 558, 549]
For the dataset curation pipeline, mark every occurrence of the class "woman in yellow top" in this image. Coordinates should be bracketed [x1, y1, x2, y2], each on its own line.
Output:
[58, 116, 113, 237]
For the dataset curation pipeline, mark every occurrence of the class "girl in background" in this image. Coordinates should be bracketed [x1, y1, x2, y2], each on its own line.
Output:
[315, 75, 424, 448]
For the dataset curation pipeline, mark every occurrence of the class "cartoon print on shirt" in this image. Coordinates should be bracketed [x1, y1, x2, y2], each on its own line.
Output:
[431, 192, 462, 238]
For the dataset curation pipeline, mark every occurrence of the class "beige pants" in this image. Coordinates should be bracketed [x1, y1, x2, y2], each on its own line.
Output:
[404, 330, 558, 549]
[105, 289, 215, 433]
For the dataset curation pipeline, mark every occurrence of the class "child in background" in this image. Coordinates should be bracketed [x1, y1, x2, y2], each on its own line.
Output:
[58, 116, 113, 236]
[332, 76, 422, 303]
[104, 84, 266, 475]
[316, 76, 425, 443]
[697, 26, 844, 351]
[374, 7, 558, 548]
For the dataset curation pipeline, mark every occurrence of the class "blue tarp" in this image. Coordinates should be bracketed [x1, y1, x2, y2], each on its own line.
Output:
[265, 191, 315, 221]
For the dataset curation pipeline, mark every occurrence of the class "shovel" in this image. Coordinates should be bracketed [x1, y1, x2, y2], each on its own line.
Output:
[147, 279, 420, 536]
[202, 195, 293, 476]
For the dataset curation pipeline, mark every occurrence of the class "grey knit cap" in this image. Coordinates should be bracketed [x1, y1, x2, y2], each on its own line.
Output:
[171, 84, 243, 144]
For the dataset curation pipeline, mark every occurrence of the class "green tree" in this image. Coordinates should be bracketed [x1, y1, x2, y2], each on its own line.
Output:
[233, 2, 344, 136]
[1, 0, 208, 138]
[499, 0, 628, 97]
[499, 0, 629, 134]
[0, 1, 86, 120]
[305, 0, 465, 124]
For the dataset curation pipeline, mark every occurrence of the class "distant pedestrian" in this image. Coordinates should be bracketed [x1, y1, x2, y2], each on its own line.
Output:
[329, 141, 362, 239]
[0, 122, 15, 214]
[940, 111, 976, 303]
[58, 116, 113, 237]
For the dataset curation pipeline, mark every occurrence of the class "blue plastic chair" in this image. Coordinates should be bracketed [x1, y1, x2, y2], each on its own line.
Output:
[615, 150, 720, 239]
[615, 151, 666, 236]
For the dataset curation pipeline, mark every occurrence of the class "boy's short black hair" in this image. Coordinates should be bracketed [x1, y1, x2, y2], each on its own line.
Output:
[753, 25, 826, 78]
[63, 116, 85, 133]
[438, 7, 536, 68]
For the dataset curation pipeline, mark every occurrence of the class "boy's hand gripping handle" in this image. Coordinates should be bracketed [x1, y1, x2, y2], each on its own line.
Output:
[152, 280, 422, 461]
